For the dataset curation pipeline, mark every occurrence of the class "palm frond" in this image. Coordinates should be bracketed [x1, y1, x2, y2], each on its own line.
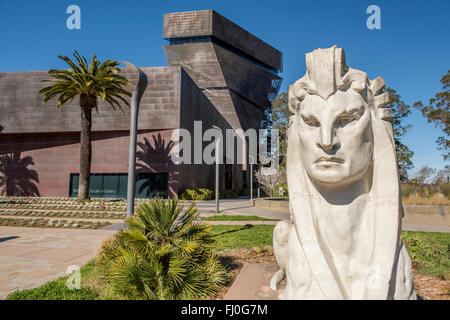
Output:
[40, 50, 131, 111]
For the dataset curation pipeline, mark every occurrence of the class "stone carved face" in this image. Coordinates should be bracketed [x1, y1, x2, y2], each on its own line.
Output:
[289, 46, 379, 186]
[296, 89, 374, 185]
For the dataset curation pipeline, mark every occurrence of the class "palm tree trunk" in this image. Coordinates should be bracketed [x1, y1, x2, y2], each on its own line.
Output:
[78, 105, 92, 200]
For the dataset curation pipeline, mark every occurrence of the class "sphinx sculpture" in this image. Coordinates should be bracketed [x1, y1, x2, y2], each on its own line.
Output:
[270, 46, 416, 300]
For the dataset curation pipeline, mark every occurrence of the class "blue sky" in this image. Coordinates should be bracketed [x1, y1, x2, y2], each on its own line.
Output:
[0, 0, 449, 176]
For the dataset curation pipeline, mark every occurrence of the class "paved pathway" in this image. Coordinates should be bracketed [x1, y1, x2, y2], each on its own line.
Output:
[0, 227, 117, 299]
[402, 223, 450, 233]
[186, 198, 290, 220]
[223, 263, 280, 300]
[103, 199, 449, 232]
[187, 199, 450, 232]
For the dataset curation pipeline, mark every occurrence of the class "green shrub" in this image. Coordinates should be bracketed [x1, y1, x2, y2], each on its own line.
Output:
[238, 188, 257, 197]
[274, 184, 288, 197]
[219, 189, 238, 199]
[96, 197, 226, 300]
[180, 188, 214, 200]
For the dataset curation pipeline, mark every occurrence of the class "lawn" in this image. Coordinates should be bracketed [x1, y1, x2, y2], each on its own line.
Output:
[402, 231, 449, 279]
[204, 215, 279, 221]
[6, 226, 449, 300]
[211, 225, 275, 251]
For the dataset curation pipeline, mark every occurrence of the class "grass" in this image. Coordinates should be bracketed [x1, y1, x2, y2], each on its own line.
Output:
[402, 231, 449, 279]
[204, 215, 279, 221]
[6, 227, 449, 299]
[211, 225, 274, 251]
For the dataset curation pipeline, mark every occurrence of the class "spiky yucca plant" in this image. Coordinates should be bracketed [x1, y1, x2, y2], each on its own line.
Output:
[96, 197, 227, 300]
[39, 51, 131, 200]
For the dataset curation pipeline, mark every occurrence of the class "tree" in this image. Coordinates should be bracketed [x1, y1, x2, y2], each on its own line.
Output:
[414, 70, 449, 165]
[413, 165, 436, 184]
[261, 92, 292, 185]
[432, 167, 450, 184]
[269, 92, 291, 169]
[40, 51, 131, 200]
[254, 167, 284, 197]
[385, 88, 415, 181]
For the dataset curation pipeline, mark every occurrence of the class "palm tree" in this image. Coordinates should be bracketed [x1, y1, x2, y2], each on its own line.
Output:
[39, 51, 131, 200]
[0, 152, 40, 197]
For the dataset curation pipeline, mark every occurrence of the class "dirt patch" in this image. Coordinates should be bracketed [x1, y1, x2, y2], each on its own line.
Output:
[413, 269, 450, 300]
[211, 247, 450, 300]
[210, 246, 277, 300]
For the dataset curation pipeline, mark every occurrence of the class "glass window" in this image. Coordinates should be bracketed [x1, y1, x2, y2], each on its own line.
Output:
[69, 174, 79, 198]
[103, 175, 119, 198]
[118, 175, 128, 199]
[89, 174, 104, 198]
[69, 173, 168, 199]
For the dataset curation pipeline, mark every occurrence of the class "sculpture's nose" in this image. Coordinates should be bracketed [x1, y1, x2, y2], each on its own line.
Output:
[317, 125, 340, 154]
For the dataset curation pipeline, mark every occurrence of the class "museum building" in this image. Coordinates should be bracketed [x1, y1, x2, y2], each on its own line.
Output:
[0, 10, 282, 198]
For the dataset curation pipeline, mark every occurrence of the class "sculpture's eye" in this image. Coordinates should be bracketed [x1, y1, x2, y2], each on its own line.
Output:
[301, 115, 320, 127]
[334, 107, 364, 128]
[335, 116, 356, 128]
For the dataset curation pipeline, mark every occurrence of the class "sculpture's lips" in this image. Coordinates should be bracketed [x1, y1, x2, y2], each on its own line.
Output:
[314, 156, 344, 164]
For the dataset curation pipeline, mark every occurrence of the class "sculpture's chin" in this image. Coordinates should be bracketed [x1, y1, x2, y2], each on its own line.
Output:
[308, 165, 349, 185]
[307, 162, 373, 187]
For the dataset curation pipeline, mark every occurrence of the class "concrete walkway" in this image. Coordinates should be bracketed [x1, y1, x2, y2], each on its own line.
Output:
[189, 199, 450, 232]
[187, 198, 290, 220]
[103, 199, 449, 232]
[402, 224, 450, 233]
[0, 226, 117, 299]
[223, 263, 280, 300]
